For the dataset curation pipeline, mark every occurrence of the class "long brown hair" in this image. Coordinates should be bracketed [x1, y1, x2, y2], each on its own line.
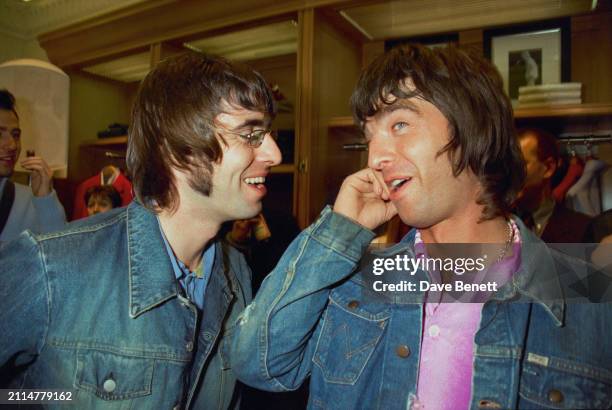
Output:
[351, 44, 525, 220]
[127, 52, 275, 212]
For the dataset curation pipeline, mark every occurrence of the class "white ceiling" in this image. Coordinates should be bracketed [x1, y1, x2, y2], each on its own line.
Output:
[0, 0, 150, 39]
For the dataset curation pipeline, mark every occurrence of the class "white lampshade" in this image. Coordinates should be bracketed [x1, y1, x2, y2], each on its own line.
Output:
[0, 59, 69, 178]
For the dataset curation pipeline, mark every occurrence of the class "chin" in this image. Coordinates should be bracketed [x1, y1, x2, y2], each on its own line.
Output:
[397, 208, 434, 230]
[234, 203, 262, 220]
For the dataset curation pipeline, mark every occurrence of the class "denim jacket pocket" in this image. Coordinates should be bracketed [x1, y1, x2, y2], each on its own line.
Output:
[313, 289, 389, 385]
[75, 349, 154, 401]
[519, 354, 612, 409]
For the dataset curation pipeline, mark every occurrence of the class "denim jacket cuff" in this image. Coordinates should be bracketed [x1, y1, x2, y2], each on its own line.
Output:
[308, 205, 376, 262]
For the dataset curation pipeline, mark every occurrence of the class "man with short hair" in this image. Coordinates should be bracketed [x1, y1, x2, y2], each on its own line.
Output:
[0, 53, 281, 409]
[231, 44, 612, 409]
[0, 89, 65, 244]
[516, 127, 592, 242]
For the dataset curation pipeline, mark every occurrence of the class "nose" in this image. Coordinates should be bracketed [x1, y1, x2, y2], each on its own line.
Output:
[367, 135, 394, 171]
[256, 133, 282, 167]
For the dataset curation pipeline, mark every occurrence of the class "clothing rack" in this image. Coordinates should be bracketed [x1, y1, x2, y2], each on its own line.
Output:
[342, 143, 368, 151]
[558, 134, 612, 144]
[104, 150, 126, 159]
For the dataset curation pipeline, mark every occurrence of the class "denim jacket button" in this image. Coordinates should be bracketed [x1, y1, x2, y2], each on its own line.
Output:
[186, 341, 194, 352]
[548, 389, 564, 404]
[396, 345, 411, 358]
[347, 300, 359, 309]
[102, 378, 116, 393]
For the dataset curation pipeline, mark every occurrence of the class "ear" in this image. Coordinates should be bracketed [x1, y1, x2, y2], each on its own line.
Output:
[543, 157, 557, 179]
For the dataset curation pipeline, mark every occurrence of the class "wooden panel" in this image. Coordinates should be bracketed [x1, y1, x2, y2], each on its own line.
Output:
[340, 0, 592, 40]
[458, 28, 483, 55]
[38, 0, 368, 68]
[305, 8, 363, 225]
[295, 9, 315, 228]
[150, 42, 185, 67]
[571, 11, 612, 104]
[514, 103, 612, 118]
[247, 53, 297, 130]
[362, 40, 385, 68]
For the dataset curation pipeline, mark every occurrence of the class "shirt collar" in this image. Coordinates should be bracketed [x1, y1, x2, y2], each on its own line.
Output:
[398, 217, 565, 326]
[156, 216, 216, 282]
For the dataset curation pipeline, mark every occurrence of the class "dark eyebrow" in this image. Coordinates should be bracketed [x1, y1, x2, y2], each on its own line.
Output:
[235, 118, 268, 129]
[379, 99, 421, 115]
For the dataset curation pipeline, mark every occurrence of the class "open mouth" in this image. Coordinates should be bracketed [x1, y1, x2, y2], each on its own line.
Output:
[243, 176, 268, 195]
[388, 178, 411, 192]
[244, 176, 266, 185]
[0, 155, 16, 164]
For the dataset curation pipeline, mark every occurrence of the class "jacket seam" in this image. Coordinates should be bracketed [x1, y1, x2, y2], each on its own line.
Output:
[39, 235, 52, 370]
[35, 212, 127, 241]
[261, 223, 322, 391]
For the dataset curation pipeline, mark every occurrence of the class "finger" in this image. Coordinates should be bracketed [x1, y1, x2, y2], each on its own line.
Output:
[370, 170, 390, 200]
[20, 157, 45, 165]
[21, 163, 47, 173]
[346, 176, 376, 195]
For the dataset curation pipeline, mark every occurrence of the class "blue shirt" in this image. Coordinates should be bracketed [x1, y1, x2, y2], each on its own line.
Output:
[0, 177, 66, 245]
[157, 217, 215, 310]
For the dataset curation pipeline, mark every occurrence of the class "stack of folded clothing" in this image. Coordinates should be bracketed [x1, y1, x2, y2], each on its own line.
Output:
[98, 123, 129, 138]
[518, 83, 582, 108]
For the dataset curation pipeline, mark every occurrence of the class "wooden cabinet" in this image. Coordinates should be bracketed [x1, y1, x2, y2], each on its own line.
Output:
[39, 1, 611, 227]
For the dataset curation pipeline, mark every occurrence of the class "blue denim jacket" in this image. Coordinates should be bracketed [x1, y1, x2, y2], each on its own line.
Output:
[0, 201, 251, 409]
[231, 207, 612, 409]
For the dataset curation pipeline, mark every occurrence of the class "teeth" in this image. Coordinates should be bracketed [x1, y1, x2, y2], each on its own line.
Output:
[390, 179, 405, 187]
[244, 176, 266, 185]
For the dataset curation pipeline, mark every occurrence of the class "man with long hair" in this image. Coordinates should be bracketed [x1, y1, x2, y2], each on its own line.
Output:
[0, 53, 281, 409]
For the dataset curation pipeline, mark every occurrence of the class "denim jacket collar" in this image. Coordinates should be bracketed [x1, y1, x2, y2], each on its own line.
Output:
[127, 202, 179, 318]
[397, 216, 565, 326]
[495, 216, 565, 327]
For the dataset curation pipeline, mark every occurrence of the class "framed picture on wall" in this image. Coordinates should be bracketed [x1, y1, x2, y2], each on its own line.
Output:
[484, 20, 570, 104]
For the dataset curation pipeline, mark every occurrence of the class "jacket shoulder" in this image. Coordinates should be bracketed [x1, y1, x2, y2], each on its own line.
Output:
[34, 206, 127, 242]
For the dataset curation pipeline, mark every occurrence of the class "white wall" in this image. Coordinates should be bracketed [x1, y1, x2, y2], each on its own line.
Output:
[0, 31, 48, 63]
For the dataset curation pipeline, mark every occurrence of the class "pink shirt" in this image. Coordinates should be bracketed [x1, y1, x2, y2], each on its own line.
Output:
[411, 221, 521, 410]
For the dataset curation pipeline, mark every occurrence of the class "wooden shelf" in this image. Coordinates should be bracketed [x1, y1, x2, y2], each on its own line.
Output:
[327, 103, 612, 128]
[81, 136, 127, 146]
[328, 116, 355, 128]
[271, 164, 295, 174]
[514, 103, 612, 118]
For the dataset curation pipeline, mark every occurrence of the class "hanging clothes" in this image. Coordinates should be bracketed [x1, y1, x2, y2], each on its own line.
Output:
[566, 159, 608, 216]
[72, 166, 133, 220]
[553, 155, 584, 202]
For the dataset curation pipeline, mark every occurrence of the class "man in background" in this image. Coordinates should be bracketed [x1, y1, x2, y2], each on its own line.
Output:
[0, 53, 281, 409]
[516, 127, 592, 242]
[0, 89, 65, 244]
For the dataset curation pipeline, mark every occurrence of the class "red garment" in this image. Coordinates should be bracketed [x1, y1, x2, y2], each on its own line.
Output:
[72, 172, 133, 220]
[553, 156, 584, 203]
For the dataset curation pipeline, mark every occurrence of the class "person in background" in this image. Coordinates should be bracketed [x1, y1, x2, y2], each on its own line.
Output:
[516, 127, 593, 242]
[0, 52, 281, 409]
[84, 184, 122, 216]
[0, 88, 66, 245]
[230, 44, 612, 410]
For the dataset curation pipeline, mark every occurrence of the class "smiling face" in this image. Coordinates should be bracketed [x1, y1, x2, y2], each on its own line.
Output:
[180, 103, 281, 222]
[366, 91, 481, 230]
[0, 109, 21, 177]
